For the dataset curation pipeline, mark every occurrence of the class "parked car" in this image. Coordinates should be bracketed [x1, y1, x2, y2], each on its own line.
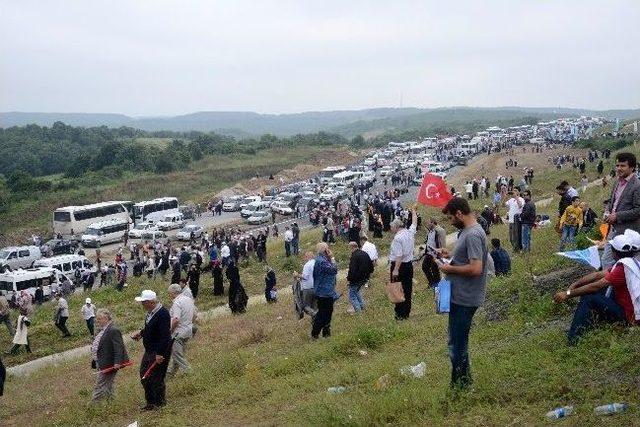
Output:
[222, 196, 244, 212]
[175, 224, 204, 241]
[127, 222, 159, 239]
[271, 201, 293, 215]
[241, 201, 270, 218]
[128, 230, 169, 246]
[156, 213, 186, 231]
[246, 210, 271, 225]
[42, 239, 78, 256]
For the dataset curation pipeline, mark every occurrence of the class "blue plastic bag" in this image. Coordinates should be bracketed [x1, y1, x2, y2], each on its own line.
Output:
[435, 279, 451, 314]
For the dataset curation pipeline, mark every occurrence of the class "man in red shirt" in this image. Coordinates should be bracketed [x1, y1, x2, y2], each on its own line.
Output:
[554, 234, 638, 345]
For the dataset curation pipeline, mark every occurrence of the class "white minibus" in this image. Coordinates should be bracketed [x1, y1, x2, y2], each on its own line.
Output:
[80, 219, 129, 248]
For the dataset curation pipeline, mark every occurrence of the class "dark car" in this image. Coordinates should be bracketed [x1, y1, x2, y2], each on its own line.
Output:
[43, 239, 78, 256]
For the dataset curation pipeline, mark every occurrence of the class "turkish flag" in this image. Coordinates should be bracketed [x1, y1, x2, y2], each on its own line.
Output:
[417, 173, 453, 207]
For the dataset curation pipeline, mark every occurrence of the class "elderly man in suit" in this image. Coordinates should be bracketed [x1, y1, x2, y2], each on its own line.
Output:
[132, 290, 172, 411]
[602, 152, 640, 268]
[91, 309, 130, 401]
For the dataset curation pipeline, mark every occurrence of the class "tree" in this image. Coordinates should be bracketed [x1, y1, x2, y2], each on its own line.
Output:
[350, 135, 366, 148]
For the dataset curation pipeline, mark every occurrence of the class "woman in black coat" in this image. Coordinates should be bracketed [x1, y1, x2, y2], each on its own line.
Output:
[212, 260, 224, 296]
[226, 262, 247, 314]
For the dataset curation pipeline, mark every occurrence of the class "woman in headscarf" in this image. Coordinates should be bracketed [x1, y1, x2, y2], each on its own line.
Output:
[226, 261, 247, 314]
[10, 308, 31, 354]
[264, 266, 277, 303]
[212, 259, 224, 296]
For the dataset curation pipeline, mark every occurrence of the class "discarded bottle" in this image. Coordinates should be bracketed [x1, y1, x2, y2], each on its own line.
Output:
[594, 403, 628, 416]
[545, 406, 574, 420]
[327, 386, 346, 394]
[399, 362, 426, 378]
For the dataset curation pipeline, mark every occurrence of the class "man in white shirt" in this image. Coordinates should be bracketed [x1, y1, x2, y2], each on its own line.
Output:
[167, 283, 195, 377]
[55, 293, 71, 337]
[284, 226, 294, 257]
[220, 242, 231, 267]
[294, 251, 317, 317]
[360, 235, 379, 289]
[504, 188, 524, 252]
[464, 182, 473, 199]
[81, 298, 97, 337]
[389, 205, 417, 320]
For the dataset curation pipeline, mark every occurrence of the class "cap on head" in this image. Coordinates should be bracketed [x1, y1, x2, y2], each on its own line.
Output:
[623, 229, 640, 251]
[134, 289, 157, 302]
[85, 298, 92, 304]
[610, 234, 634, 253]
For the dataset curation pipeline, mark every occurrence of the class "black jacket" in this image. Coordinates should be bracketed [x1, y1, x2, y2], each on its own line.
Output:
[96, 323, 130, 370]
[141, 306, 172, 357]
[520, 200, 537, 225]
[347, 249, 373, 284]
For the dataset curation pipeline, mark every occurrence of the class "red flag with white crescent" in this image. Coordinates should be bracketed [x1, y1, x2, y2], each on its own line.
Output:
[417, 173, 453, 207]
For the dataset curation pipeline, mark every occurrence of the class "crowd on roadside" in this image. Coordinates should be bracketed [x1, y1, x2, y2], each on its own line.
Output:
[1, 146, 639, 414]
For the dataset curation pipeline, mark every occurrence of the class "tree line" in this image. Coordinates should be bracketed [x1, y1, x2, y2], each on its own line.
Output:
[0, 121, 358, 180]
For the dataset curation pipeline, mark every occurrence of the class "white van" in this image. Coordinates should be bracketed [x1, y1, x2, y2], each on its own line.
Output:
[0, 267, 70, 301]
[156, 212, 185, 231]
[81, 218, 129, 248]
[0, 246, 42, 270]
[241, 201, 270, 218]
[33, 254, 96, 279]
[239, 195, 262, 210]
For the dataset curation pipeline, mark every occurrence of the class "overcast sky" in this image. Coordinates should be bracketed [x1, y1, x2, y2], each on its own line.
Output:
[1, 0, 638, 115]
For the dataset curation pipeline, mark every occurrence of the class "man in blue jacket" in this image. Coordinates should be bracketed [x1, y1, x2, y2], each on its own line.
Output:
[312, 242, 338, 339]
[132, 290, 172, 411]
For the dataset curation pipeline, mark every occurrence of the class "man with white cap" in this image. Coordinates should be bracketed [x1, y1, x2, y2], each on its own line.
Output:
[131, 290, 172, 411]
[554, 233, 639, 345]
[81, 298, 97, 337]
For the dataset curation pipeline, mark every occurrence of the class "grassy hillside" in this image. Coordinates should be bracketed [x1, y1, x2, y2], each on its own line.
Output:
[3, 144, 640, 425]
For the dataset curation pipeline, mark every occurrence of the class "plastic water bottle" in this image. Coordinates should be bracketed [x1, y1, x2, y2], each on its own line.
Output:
[327, 386, 346, 394]
[545, 406, 574, 420]
[594, 403, 628, 416]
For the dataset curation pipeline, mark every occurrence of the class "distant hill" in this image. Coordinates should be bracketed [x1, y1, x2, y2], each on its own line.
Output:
[2, 107, 638, 136]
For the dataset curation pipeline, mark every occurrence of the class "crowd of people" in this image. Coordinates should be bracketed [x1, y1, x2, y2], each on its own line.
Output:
[1, 145, 638, 411]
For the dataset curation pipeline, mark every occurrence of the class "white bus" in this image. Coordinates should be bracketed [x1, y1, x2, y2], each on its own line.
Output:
[318, 166, 346, 184]
[132, 197, 179, 224]
[331, 171, 360, 186]
[53, 201, 131, 237]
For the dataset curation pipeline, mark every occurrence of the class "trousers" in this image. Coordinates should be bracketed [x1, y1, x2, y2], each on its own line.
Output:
[168, 337, 191, 375]
[140, 351, 169, 407]
[92, 371, 117, 400]
[312, 297, 334, 338]
[448, 302, 478, 388]
[568, 290, 626, 344]
[391, 261, 413, 319]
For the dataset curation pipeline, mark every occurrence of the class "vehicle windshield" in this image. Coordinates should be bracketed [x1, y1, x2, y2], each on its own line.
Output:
[84, 228, 102, 236]
[133, 224, 147, 230]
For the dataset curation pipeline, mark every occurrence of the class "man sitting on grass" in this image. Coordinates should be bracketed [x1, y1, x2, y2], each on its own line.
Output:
[490, 238, 511, 276]
[553, 233, 640, 345]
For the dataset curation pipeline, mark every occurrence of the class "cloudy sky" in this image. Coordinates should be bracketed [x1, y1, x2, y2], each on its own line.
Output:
[1, 0, 638, 115]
